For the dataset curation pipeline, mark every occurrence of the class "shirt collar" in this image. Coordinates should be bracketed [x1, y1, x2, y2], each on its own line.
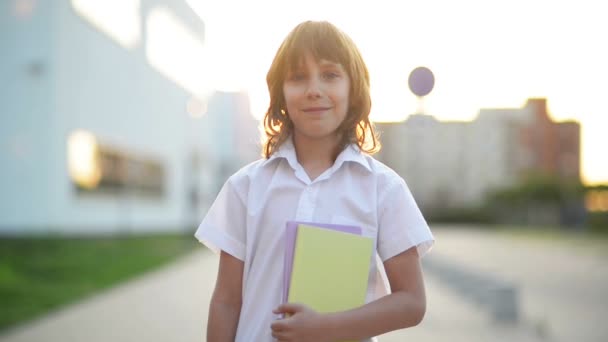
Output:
[264, 136, 372, 174]
[265, 137, 300, 171]
[334, 144, 373, 173]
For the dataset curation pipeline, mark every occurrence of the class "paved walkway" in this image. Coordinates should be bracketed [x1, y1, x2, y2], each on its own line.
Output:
[4, 225, 602, 341]
[430, 226, 608, 342]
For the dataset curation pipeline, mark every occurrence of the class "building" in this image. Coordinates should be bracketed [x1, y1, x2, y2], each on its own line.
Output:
[377, 98, 580, 212]
[0, 0, 259, 235]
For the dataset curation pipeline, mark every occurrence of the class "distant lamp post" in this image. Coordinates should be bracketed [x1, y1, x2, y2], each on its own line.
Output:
[408, 66, 435, 114]
[67, 130, 101, 189]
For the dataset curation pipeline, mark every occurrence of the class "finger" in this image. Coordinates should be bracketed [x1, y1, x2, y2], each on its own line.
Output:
[270, 320, 285, 332]
[271, 330, 288, 341]
[275, 302, 304, 314]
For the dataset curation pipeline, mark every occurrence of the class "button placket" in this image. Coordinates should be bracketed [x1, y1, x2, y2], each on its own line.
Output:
[294, 185, 316, 221]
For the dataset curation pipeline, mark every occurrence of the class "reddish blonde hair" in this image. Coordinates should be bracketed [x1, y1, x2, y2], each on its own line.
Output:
[262, 20, 380, 158]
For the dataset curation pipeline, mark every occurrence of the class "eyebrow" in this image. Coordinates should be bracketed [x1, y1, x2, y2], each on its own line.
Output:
[318, 60, 342, 68]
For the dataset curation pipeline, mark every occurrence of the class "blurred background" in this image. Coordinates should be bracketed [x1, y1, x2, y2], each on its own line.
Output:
[1, 0, 606, 341]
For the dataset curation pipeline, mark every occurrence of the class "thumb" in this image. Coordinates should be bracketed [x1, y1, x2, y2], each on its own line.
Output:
[273, 302, 305, 315]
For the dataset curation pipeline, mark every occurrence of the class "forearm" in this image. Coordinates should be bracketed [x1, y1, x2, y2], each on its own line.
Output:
[207, 297, 242, 342]
[324, 291, 426, 341]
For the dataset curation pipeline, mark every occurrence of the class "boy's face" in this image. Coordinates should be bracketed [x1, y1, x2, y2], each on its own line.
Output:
[283, 53, 350, 144]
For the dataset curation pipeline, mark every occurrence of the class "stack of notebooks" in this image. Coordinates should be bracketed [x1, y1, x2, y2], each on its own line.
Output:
[282, 221, 374, 316]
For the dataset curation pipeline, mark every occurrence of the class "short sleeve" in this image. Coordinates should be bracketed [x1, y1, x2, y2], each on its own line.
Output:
[377, 178, 434, 262]
[194, 177, 247, 260]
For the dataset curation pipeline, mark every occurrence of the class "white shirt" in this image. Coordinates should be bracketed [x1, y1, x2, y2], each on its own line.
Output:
[195, 138, 434, 341]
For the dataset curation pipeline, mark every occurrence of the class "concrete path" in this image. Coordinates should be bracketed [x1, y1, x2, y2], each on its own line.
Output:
[4, 225, 601, 341]
[379, 269, 541, 342]
[430, 226, 608, 342]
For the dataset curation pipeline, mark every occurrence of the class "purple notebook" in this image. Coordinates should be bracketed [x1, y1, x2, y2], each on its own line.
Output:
[282, 221, 362, 305]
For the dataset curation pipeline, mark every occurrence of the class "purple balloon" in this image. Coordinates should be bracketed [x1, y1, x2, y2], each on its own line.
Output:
[408, 67, 435, 97]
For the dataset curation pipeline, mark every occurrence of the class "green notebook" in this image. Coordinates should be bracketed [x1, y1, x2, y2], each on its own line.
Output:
[288, 223, 374, 316]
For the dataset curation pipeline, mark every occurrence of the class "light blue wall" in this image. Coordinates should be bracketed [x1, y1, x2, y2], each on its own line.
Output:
[0, 0, 220, 235]
[0, 1, 56, 230]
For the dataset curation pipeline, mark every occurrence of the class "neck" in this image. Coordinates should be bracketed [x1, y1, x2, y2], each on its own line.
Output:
[293, 134, 342, 181]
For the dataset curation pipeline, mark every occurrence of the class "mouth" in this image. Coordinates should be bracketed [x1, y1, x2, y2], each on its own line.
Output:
[302, 107, 331, 114]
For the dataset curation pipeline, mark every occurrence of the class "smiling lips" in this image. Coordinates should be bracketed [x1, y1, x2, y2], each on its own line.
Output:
[302, 107, 331, 114]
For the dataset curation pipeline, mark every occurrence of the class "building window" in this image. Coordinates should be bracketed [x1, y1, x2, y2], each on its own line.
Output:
[67, 130, 165, 197]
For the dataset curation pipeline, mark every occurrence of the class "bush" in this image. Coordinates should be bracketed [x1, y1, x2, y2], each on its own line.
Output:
[484, 175, 586, 227]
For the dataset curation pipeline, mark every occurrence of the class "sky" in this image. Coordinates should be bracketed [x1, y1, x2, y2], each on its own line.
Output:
[186, 0, 607, 185]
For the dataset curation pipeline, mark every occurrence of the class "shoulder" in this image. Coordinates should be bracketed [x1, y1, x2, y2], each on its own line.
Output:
[361, 155, 406, 189]
[225, 157, 281, 189]
[340, 145, 403, 188]
[226, 159, 263, 184]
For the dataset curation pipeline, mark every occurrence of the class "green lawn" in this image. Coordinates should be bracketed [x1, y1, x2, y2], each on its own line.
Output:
[0, 233, 200, 332]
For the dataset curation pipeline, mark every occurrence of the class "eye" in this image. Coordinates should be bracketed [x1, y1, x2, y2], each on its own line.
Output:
[288, 72, 306, 81]
[323, 71, 340, 80]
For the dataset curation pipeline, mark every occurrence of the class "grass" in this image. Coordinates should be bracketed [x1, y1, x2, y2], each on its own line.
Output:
[0, 233, 200, 332]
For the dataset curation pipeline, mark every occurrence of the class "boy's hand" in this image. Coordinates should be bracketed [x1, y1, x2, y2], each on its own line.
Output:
[271, 303, 332, 342]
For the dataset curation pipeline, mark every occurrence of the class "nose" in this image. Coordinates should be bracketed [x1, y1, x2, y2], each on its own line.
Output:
[305, 77, 322, 99]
